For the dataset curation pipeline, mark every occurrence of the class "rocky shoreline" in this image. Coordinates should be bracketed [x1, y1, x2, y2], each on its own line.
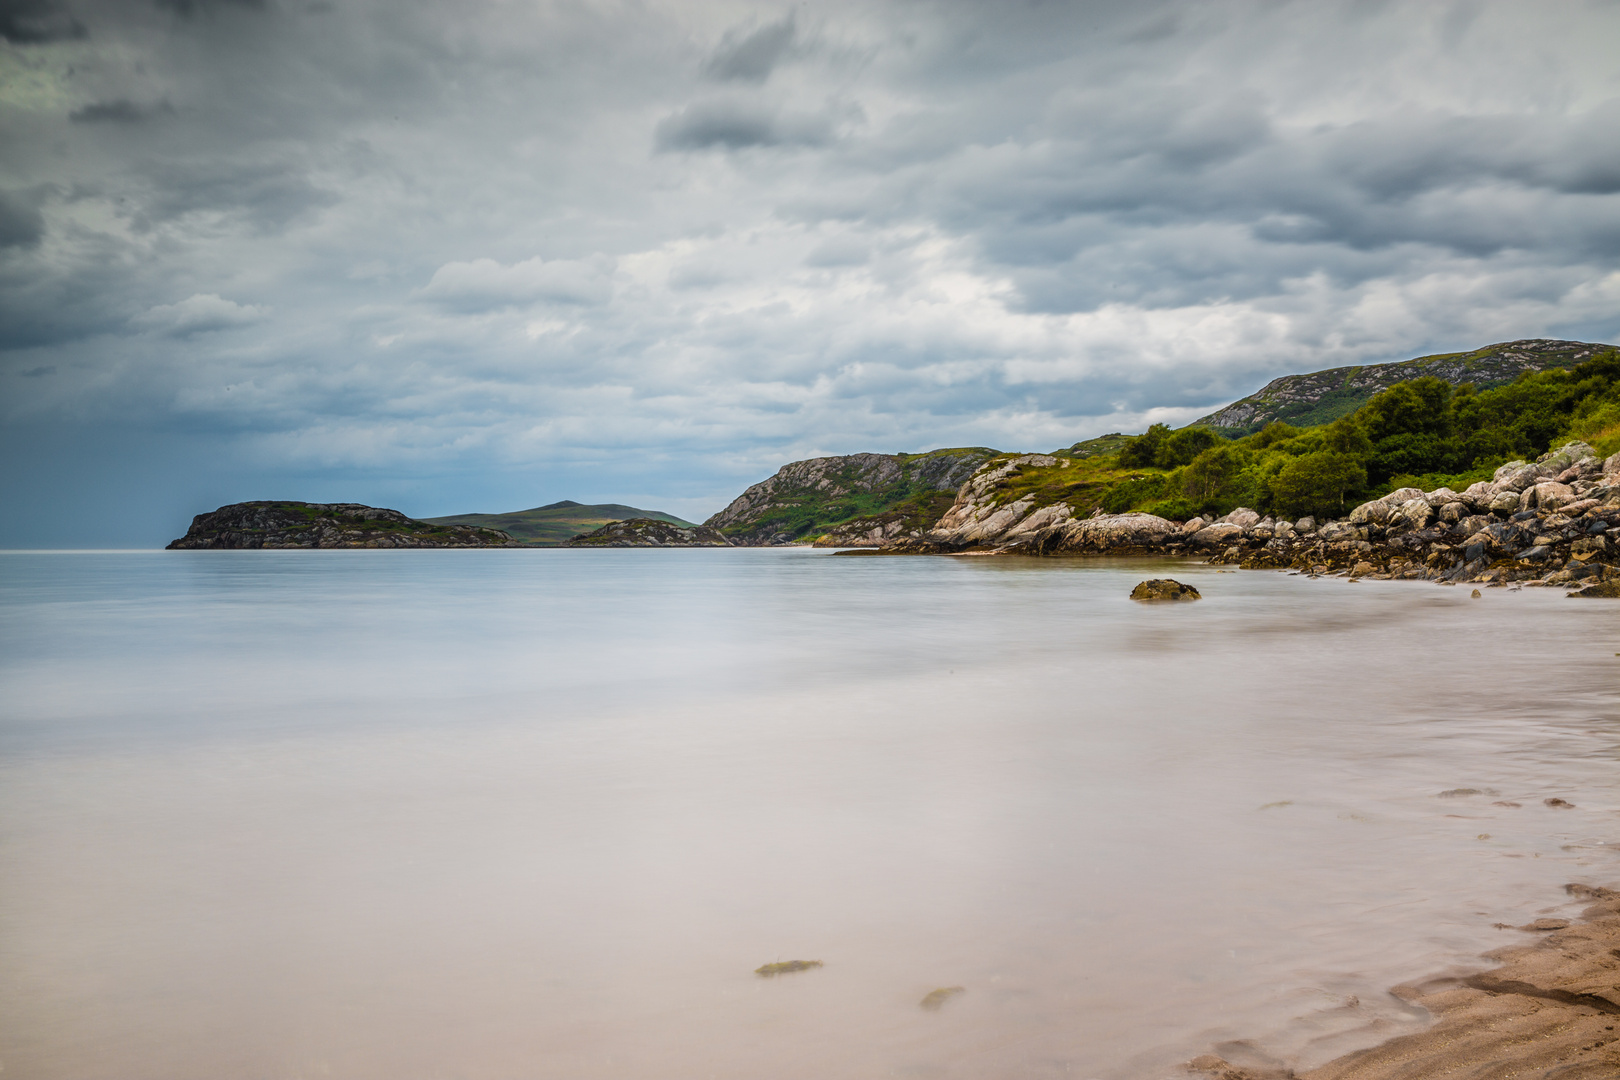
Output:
[837, 441, 1620, 594]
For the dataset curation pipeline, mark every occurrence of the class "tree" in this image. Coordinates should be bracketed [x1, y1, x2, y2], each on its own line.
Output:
[1182, 446, 1240, 508]
[1117, 423, 1170, 467]
[1323, 417, 1372, 458]
[1269, 451, 1367, 519]
[1157, 425, 1222, 467]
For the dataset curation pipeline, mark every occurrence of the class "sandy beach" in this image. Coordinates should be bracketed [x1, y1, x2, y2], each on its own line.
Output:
[1191, 882, 1620, 1080]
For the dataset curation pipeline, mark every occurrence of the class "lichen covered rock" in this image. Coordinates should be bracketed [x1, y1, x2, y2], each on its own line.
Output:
[1130, 578, 1201, 601]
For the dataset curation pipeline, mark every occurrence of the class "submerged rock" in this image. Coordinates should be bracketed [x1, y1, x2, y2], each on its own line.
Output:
[1569, 579, 1620, 598]
[754, 960, 822, 977]
[919, 986, 965, 1011]
[1130, 579, 1201, 602]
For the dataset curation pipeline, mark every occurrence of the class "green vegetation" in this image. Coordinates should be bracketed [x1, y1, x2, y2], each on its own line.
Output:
[1087, 348, 1620, 520]
[423, 500, 694, 545]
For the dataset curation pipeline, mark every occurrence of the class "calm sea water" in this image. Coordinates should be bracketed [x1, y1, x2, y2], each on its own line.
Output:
[1, 549, 1617, 1080]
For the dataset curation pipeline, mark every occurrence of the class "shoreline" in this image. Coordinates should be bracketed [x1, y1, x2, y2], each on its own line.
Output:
[1188, 882, 1620, 1080]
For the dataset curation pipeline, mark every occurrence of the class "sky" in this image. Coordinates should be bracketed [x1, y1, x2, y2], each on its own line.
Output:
[2, 0, 1618, 545]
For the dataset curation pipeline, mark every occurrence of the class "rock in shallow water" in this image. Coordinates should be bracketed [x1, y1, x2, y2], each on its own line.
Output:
[1130, 579, 1201, 602]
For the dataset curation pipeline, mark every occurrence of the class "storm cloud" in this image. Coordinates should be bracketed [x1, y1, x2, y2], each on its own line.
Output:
[1, 0, 1617, 545]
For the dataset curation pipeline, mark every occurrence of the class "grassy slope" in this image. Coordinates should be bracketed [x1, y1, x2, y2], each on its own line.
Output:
[423, 501, 695, 545]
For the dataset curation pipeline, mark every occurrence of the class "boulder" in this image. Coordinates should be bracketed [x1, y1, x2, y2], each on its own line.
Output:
[1489, 490, 1522, 514]
[1318, 521, 1361, 542]
[1063, 512, 1177, 550]
[1348, 500, 1391, 526]
[1569, 580, 1620, 598]
[1180, 517, 1208, 534]
[1294, 516, 1316, 533]
[1537, 440, 1596, 474]
[1130, 578, 1201, 601]
[1439, 501, 1467, 524]
[1189, 522, 1244, 547]
[1527, 481, 1575, 511]
[1383, 487, 1425, 505]
[1396, 498, 1435, 529]
[1606, 451, 1620, 478]
[1424, 487, 1460, 507]
[1221, 508, 1261, 529]
[1492, 459, 1528, 483]
[1499, 464, 1543, 492]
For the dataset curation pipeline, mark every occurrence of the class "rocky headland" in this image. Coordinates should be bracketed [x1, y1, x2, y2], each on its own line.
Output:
[562, 518, 733, 547]
[167, 501, 516, 549]
[704, 447, 996, 545]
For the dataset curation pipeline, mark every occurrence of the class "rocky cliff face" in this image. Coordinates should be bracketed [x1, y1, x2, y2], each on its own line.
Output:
[1197, 339, 1615, 434]
[705, 447, 997, 545]
[563, 518, 733, 547]
[167, 502, 515, 549]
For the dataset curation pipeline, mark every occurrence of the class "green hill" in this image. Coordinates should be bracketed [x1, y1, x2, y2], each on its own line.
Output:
[423, 500, 695, 546]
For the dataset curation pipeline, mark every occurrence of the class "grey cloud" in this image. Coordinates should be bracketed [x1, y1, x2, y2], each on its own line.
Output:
[0, 0, 86, 43]
[135, 157, 339, 231]
[414, 257, 615, 312]
[0, 189, 45, 250]
[655, 98, 835, 150]
[153, 0, 264, 14]
[71, 98, 173, 123]
[133, 293, 270, 337]
[703, 14, 795, 82]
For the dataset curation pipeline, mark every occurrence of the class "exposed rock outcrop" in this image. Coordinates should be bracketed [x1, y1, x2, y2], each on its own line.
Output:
[562, 518, 733, 547]
[167, 502, 515, 549]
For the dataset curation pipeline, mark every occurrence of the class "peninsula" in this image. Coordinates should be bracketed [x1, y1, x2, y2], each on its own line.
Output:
[166, 502, 515, 548]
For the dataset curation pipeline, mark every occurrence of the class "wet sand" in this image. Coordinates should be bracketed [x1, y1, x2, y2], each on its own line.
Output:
[1191, 882, 1620, 1080]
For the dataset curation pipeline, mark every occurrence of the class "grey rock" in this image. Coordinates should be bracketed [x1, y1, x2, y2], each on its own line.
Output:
[1526, 481, 1576, 511]
[1062, 512, 1178, 551]
[1349, 500, 1391, 526]
[1489, 490, 1523, 514]
[1190, 522, 1244, 547]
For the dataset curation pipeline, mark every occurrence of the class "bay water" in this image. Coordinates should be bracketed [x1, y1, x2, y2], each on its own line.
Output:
[1, 550, 1617, 1079]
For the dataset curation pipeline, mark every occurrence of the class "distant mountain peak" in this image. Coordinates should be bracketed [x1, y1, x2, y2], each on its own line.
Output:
[536, 500, 582, 510]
